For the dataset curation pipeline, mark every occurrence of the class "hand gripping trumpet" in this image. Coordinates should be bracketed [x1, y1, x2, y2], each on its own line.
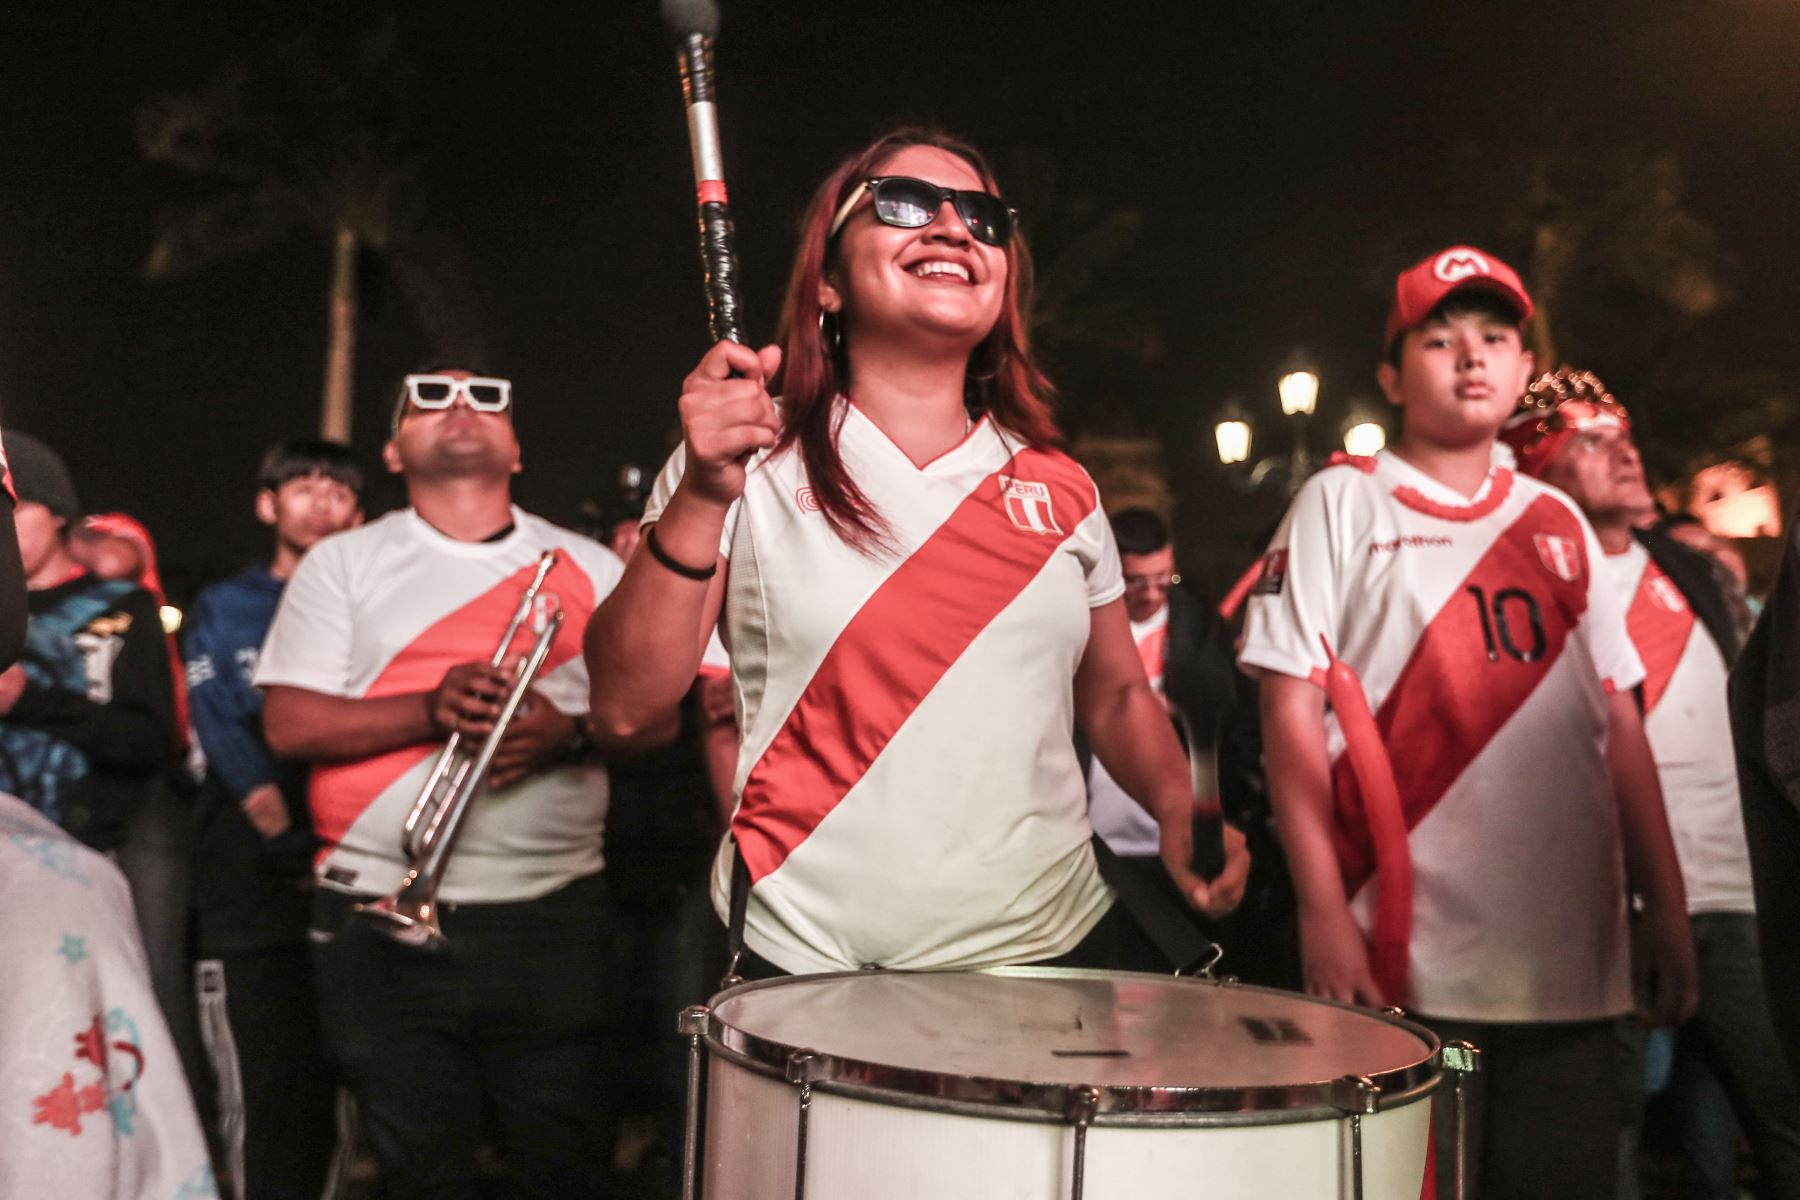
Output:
[354, 551, 565, 950]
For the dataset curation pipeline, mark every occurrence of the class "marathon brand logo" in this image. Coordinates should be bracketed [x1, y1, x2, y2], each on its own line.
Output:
[1252, 548, 1288, 596]
[1533, 533, 1584, 583]
[1367, 534, 1453, 557]
[998, 475, 1064, 536]
[1434, 248, 1492, 284]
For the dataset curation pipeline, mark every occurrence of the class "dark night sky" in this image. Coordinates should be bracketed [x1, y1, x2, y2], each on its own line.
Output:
[5, 0, 1798, 600]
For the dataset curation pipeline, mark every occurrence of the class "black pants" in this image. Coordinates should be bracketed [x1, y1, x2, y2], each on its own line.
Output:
[310, 872, 619, 1200]
[196, 947, 339, 1200]
[1421, 1015, 1621, 1200]
[614, 873, 725, 1175]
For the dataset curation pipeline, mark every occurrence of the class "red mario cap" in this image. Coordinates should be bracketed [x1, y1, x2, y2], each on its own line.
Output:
[1385, 246, 1533, 351]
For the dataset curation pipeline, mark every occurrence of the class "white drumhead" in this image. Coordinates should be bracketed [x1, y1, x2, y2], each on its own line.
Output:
[709, 968, 1432, 1092]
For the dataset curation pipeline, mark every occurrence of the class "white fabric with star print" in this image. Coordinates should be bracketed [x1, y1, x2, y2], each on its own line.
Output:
[0, 795, 216, 1198]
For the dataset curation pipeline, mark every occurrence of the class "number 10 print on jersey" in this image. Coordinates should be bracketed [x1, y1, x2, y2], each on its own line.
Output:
[1332, 495, 1589, 896]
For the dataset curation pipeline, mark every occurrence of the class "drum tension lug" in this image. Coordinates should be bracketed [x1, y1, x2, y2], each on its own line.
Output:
[1328, 1073, 1380, 1115]
[677, 1005, 711, 1038]
[1438, 1040, 1481, 1074]
[1332, 1074, 1379, 1200]
[1440, 1041, 1481, 1200]
[1064, 1084, 1101, 1126]
[786, 1048, 821, 1086]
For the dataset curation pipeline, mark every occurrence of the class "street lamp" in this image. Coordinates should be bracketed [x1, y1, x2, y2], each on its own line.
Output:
[1278, 353, 1319, 482]
[1212, 354, 1318, 495]
[1214, 397, 1252, 465]
[1215, 356, 1388, 492]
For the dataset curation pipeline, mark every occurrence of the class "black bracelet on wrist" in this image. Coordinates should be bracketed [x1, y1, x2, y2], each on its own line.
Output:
[644, 525, 718, 581]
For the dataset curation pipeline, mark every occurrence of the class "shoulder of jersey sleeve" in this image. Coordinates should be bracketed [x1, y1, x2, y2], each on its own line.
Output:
[301, 512, 394, 567]
[1006, 440, 1103, 508]
[1526, 479, 1605, 544]
[642, 438, 788, 527]
[1512, 470, 1584, 517]
[1066, 452, 1106, 508]
[1284, 457, 1377, 518]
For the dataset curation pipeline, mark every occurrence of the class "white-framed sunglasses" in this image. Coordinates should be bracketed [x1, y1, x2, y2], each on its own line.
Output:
[391, 373, 514, 434]
[401, 374, 512, 413]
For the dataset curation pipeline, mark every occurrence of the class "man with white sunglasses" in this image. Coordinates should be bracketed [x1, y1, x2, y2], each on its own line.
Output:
[256, 366, 627, 1199]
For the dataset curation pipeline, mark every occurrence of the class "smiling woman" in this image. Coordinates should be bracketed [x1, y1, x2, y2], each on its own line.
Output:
[583, 127, 1249, 983]
[776, 129, 1057, 548]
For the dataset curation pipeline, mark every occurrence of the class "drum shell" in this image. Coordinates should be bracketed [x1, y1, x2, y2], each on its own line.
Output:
[696, 970, 1440, 1200]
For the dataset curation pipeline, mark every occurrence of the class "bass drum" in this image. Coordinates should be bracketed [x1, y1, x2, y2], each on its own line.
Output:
[683, 967, 1452, 1199]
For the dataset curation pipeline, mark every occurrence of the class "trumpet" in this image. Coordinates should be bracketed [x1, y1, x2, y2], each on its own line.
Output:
[355, 550, 565, 950]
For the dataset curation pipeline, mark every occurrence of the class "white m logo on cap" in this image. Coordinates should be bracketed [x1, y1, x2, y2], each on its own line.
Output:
[1434, 249, 1491, 283]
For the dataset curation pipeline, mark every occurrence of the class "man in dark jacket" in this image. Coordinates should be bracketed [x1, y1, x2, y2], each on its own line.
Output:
[1082, 508, 1284, 977]
[1731, 508, 1800, 1084]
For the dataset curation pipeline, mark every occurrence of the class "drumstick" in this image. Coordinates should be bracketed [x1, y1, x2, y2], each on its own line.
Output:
[662, 0, 744, 345]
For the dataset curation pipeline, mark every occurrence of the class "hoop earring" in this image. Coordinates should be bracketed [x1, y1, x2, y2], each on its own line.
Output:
[818, 310, 844, 355]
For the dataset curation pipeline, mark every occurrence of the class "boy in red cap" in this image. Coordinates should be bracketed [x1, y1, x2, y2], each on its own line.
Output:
[1239, 247, 1696, 1198]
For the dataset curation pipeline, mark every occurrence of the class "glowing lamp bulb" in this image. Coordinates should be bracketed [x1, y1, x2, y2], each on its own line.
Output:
[1215, 419, 1252, 465]
[1343, 421, 1387, 457]
[1278, 369, 1320, 417]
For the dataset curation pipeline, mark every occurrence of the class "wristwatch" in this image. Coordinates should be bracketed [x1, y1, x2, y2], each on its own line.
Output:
[564, 720, 597, 764]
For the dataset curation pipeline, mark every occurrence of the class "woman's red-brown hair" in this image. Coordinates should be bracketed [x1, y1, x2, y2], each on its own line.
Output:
[770, 127, 1062, 549]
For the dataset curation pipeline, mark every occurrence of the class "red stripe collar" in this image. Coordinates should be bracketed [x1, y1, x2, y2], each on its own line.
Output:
[1392, 468, 1514, 522]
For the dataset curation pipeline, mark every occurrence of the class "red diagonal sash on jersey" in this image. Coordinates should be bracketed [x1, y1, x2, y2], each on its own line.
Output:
[734, 448, 1097, 883]
[1626, 558, 1695, 715]
[308, 554, 596, 853]
[1330, 495, 1591, 895]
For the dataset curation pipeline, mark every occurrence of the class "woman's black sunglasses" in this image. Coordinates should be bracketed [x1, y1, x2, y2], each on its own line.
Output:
[827, 176, 1017, 247]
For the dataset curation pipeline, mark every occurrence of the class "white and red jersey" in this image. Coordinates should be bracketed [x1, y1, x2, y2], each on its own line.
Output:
[1239, 450, 1643, 1023]
[1087, 604, 1169, 856]
[1603, 543, 1754, 914]
[253, 508, 622, 904]
[643, 404, 1122, 973]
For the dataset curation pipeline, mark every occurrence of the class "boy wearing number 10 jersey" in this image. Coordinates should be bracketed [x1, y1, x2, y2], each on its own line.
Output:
[1239, 246, 1696, 1200]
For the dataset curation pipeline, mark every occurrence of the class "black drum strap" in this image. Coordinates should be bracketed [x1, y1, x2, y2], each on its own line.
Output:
[1089, 835, 1217, 975]
[722, 837, 752, 988]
